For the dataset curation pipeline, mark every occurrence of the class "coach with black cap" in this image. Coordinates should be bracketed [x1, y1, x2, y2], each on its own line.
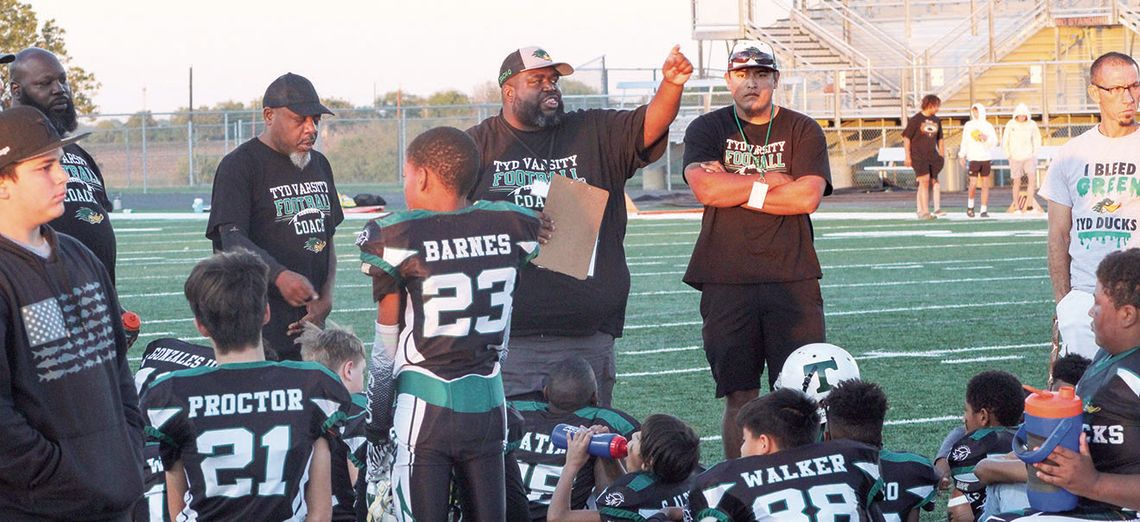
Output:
[206, 72, 343, 360]
[466, 45, 693, 408]
[682, 40, 832, 459]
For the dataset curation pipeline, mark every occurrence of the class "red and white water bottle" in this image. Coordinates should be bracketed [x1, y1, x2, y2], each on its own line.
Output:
[550, 423, 628, 459]
[122, 311, 141, 349]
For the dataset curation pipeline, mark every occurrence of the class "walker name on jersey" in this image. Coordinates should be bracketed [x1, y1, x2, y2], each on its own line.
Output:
[739, 453, 849, 488]
[488, 155, 580, 208]
[722, 139, 786, 174]
[187, 388, 304, 418]
[269, 181, 332, 235]
[517, 431, 565, 455]
[423, 234, 512, 262]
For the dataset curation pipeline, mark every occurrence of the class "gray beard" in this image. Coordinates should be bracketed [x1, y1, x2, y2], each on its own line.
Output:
[290, 152, 310, 170]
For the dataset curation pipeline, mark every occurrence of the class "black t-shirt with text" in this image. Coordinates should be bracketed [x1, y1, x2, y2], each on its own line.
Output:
[681, 105, 832, 287]
[467, 107, 665, 338]
[902, 111, 943, 160]
[597, 470, 696, 522]
[206, 138, 344, 299]
[50, 143, 117, 282]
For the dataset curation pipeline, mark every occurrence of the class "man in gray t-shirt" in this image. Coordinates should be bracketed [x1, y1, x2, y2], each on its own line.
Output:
[1041, 52, 1140, 359]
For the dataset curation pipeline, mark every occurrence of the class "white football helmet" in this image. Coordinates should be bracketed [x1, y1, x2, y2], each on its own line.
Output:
[774, 343, 860, 404]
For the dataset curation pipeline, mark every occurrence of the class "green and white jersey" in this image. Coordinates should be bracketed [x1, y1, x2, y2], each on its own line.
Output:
[877, 449, 938, 522]
[948, 426, 1017, 519]
[141, 361, 351, 522]
[509, 400, 640, 519]
[597, 470, 696, 521]
[359, 201, 541, 380]
[686, 440, 884, 522]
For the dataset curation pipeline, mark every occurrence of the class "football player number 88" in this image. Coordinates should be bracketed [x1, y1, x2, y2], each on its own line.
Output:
[752, 483, 859, 521]
[421, 268, 516, 337]
[198, 426, 291, 498]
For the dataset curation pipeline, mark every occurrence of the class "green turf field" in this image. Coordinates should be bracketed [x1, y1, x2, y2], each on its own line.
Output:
[116, 213, 1052, 519]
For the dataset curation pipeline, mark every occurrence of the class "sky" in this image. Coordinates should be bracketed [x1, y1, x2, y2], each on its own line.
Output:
[27, 0, 782, 116]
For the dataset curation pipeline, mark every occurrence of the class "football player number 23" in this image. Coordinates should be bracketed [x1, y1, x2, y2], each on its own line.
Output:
[422, 268, 516, 337]
[198, 426, 291, 497]
[752, 484, 859, 521]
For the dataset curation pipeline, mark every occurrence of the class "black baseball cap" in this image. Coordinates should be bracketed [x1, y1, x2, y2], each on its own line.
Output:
[498, 46, 574, 87]
[0, 106, 89, 171]
[0, 53, 14, 65]
[262, 73, 333, 117]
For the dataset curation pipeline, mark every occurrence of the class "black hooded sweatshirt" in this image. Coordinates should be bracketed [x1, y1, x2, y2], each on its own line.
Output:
[0, 226, 144, 521]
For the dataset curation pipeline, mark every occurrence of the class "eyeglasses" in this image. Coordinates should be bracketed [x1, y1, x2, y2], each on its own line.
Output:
[1092, 81, 1140, 97]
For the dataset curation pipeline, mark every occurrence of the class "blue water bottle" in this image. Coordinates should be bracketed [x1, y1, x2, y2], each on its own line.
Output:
[551, 423, 628, 459]
[1012, 385, 1083, 512]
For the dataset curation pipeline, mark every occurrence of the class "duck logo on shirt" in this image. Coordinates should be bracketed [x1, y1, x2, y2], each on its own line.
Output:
[304, 238, 327, 254]
[74, 207, 105, 224]
[1092, 198, 1122, 213]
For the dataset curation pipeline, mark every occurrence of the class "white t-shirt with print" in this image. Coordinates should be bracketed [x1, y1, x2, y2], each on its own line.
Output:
[1039, 125, 1140, 293]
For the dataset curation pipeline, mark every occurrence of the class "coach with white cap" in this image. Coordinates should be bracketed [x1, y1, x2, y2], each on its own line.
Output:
[206, 72, 344, 360]
[682, 40, 833, 459]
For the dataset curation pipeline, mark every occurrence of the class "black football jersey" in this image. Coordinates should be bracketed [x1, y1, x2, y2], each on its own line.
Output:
[877, 449, 938, 522]
[597, 470, 696, 521]
[358, 201, 541, 379]
[686, 439, 884, 522]
[948, 426, 1016, 519]
[141, 361, 351, 521]
[133, 338, 217, 522]
[1075, 346, 1140, 509]
[332, 393, 367, 521]
[510, 399, 641, 519]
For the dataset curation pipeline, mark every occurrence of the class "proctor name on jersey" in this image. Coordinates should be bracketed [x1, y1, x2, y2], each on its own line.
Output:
[187, 389, 304, 418]
[739, 453, 850, 488]
[424, 234, 514, 262]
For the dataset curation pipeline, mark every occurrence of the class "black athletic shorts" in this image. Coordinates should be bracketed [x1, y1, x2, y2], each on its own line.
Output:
[912, 155, 944, 181]
[699, 279, 826, 397]
[968, 160, 992, 177]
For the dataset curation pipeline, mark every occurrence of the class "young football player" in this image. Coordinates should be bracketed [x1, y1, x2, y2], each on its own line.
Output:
[945, 370, 1025, 521]
[824, 379, 939, 522]
[132, 338, 217, 522]
[548, 413, 701, 522]
[358, 126, 545, 520]
[140, 250, 352, 521]
[297, 322, 369, 522]
[686, 388, 884, 521]
[508, 356, 640, 520]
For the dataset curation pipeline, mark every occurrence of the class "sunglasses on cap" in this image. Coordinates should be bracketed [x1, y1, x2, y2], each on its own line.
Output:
[730, 48, 776, 67]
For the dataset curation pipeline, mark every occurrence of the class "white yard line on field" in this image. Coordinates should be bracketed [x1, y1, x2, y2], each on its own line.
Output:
[942, 355, 1025, 364]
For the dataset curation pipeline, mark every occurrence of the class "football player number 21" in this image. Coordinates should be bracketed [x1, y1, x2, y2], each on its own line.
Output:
[198, 426, 291, 497]
[422, 268, 516, 337]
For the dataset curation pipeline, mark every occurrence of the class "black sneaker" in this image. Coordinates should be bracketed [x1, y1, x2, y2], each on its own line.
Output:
[967, 208, 975, 218]
[980, 211, 990, 218]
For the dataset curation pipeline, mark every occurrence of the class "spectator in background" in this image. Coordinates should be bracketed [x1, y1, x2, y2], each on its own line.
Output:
[961, 103, 999, 218]
[903, 94, 946, 219]
[1002, 103, 1044, 213]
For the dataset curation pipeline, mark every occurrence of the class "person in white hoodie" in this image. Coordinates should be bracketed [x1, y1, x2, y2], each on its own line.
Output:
[960, 103, 999, 217]
[1002, 103, 1044, 213]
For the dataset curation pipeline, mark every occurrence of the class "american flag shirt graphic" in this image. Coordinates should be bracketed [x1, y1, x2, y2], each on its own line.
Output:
[22, 281, 118, 382]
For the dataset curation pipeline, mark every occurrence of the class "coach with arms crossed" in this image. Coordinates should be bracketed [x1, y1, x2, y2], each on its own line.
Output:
[682, 41, 831, 459]
[206, 73, 343, 360]
[466, 45, 692, 407]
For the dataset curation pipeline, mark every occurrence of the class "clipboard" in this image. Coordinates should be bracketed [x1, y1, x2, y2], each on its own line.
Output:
[533, 175, 608, 280]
